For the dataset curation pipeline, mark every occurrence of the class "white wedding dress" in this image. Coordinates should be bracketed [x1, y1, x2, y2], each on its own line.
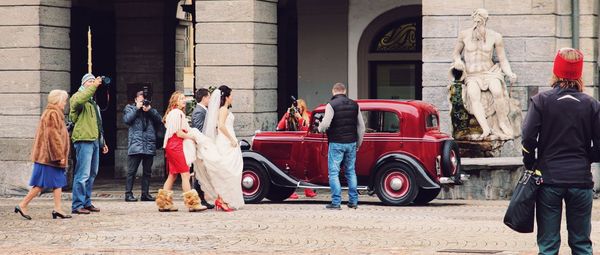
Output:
[194, 111, 244, 209]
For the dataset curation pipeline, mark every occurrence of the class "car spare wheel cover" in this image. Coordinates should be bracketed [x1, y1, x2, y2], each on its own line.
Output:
[242, 170, 260, 196]
[383, 171, 410, 198]
[449, 149, 458, 176]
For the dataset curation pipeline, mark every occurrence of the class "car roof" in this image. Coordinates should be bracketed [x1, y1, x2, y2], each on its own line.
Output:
[312, 99, 438, 113]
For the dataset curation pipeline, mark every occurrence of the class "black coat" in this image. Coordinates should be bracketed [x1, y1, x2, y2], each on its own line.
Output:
[522, 87, 600, 188]
[123, 104, 163, 155]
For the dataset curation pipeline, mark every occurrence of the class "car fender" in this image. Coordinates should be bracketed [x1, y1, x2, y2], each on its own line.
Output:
[370, 153, 440, 190]
[242, 150, 300, 188]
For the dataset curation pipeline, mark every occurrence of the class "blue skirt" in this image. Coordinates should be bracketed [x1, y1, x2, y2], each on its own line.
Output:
[29, 163, 67, 189]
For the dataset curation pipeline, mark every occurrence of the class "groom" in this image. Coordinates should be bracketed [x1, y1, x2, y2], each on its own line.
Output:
[190, 88, 215, 209]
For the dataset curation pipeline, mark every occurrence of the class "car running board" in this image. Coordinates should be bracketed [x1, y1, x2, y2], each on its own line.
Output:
[297, 181, 368, 191]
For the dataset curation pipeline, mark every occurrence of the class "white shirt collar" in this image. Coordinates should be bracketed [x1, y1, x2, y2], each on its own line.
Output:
[198, 103, 208, 110]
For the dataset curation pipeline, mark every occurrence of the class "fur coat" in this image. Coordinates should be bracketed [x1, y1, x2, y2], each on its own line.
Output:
[31, 104, 70, 168]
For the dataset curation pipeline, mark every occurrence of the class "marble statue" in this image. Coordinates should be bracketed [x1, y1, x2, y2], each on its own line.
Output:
[451, 8, 521, 141]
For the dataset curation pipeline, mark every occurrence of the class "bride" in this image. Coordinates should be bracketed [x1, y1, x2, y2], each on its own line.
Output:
[195, 85, 244, 211]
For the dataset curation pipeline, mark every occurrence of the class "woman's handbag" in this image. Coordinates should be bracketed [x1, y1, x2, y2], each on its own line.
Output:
[503, 169, 543, 233]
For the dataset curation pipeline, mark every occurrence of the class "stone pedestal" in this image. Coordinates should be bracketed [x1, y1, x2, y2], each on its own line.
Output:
[440, 157, 523, 200]
[456, 137, 521, 158]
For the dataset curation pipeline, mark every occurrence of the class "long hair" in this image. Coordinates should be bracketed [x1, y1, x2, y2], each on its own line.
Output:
[550, 49, 584, 92]
[297, 99, 310, 123]
[163, 91, 184, 123]
[218, 85, 232, 108]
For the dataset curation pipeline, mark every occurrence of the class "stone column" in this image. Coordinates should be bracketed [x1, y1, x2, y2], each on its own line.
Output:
[0, 0, 70, 195]
[195, 0, 278, 138]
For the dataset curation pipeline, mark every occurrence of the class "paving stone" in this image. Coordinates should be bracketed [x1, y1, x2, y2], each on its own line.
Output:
[2, 191, 599, 254]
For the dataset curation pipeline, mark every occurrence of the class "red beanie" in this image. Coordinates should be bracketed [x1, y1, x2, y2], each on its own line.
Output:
[553, 49, 583, 80]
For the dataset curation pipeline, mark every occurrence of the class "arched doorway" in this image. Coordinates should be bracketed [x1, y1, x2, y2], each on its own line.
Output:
[357, 6, 422, 100]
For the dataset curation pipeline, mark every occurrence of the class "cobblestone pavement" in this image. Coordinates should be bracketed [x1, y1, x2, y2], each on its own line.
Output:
[1, 189, 600, 255]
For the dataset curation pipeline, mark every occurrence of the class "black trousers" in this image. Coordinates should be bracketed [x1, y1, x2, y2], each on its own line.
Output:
[125, 154, 154, 195]
[536, 186, 593, 255]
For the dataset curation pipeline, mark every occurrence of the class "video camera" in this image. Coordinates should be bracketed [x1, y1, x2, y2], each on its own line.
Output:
[288, 96, 299, 115]
[142, 86, 152, 106]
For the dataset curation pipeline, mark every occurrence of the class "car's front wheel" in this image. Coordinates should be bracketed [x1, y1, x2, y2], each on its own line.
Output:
[375, 162, 419, 206]
[242, 160, 270, 203]
[265, 185, 296, 202]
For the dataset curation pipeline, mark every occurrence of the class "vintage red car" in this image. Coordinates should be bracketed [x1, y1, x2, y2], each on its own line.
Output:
[239, 99, 467, 205]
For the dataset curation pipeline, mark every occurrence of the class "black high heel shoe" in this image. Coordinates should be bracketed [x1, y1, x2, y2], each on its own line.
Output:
[51, 210, 72, 219]
[14, 205, 32, 220]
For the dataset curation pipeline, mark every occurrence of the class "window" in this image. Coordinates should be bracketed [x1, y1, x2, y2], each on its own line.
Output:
[310, 112, 324, 133]
[426, 114, 439, 129]
[362, 111, 400, 133]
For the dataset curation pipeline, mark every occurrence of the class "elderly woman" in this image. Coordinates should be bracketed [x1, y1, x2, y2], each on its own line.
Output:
[14, 90, 72, 220]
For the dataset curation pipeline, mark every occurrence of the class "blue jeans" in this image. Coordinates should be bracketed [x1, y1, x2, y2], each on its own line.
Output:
[536, 186, 593, 255]
[327, 142, 358, 206]
[72, 140, 99, 211]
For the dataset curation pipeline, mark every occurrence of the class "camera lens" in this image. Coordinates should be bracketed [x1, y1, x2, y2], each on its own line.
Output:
[102, 76, 111, 85]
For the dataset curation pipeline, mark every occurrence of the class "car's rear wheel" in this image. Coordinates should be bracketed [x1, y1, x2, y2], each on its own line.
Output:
[412, 188, 441, 205]
[242, 161, 270, 204]
[441, 140, 461, 178]
[375, 162, 419, 206]
[266, 185, 296, 202]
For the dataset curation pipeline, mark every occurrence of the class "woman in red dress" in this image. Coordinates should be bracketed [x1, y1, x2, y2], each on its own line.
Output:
[155, 91, 205, 212]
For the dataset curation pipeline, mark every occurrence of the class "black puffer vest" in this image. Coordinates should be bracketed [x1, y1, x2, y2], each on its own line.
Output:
[327, 94, 359, 143]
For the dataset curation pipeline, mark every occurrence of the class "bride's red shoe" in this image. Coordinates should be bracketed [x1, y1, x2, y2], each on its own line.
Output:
[215, 199, 234, 212]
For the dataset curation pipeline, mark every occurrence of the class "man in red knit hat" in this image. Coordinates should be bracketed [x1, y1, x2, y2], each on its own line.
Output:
[521, 48, 598, 254]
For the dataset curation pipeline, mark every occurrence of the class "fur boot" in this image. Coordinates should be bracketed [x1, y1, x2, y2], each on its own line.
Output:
[183, 190, 207, 212]
[156, 189, 178, 212]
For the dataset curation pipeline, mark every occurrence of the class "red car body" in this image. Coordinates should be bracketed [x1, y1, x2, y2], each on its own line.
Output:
[240, 100, 465, 205]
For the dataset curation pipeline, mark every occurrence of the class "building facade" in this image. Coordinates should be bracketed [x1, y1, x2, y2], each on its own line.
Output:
[0, 0, 597, 194]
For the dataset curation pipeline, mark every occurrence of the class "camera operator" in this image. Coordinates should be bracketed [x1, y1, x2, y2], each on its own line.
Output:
[122, 90, 163, 202]
[276, 98, 317, 198]
[69, 73, 108, 214]
[276, 98, 311, 132]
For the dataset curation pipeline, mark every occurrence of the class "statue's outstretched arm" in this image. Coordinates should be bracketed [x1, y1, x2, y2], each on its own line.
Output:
[495, 35, 517, 83]
[452, 32, 466, 70]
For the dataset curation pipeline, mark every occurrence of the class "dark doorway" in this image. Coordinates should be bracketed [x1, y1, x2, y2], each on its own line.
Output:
[277, 0, 298, 118]
[369, 61, 422, 100]
[70, 1, 117, 178]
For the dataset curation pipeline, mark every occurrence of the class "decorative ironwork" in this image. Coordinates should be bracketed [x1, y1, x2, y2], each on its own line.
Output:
[375, 22, 417, 52]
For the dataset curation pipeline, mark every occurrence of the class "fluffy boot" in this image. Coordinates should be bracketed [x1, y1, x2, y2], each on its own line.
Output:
[183, 190, 207, 212]
[156, 189, 178, 212]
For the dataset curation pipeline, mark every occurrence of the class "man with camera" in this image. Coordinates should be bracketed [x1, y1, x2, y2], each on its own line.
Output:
[70, 73, 109, 214]
[122, 89, 163, 202]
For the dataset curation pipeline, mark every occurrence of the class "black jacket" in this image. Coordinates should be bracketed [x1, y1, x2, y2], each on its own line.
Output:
[123, 104, 163, 155]
[522, 87, 600, 188]
[327, 94, 359, 143]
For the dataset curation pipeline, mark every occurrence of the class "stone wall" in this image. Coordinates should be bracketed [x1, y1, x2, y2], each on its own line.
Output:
[422, 0, 599, 140]
[297, 0, 348, 109]
[0, 0, 71, 195]
[195, 0, 278, 139]
[114, 0, 168, 178]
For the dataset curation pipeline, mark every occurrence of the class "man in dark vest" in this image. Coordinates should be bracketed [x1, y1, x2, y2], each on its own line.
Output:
[318, 83, 365, 210]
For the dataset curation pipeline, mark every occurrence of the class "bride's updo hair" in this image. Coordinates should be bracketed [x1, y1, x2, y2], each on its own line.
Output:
[218, 85, 232, 107]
